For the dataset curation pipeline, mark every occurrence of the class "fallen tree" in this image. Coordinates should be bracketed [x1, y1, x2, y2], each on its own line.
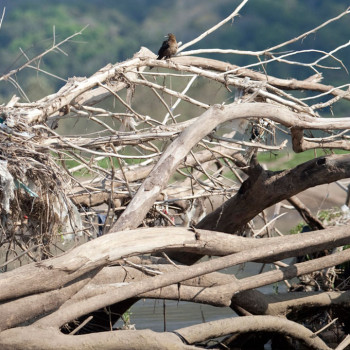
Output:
[1, 1, 350, 349]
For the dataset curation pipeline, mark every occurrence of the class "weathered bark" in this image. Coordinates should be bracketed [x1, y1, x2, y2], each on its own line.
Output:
[197, 153, 350, 233]
[111, 103, 350, 233]
[0, 327, 196, 350]
[7, 252, 350, 333]
[0, 315, 332, 350]
[2, 225, 350, 303]
[264, 290, 350, 318]
[0, 280, 87, 332]
[287, 195, 325, 230]
[0, 227, 197, 301]
[3, 274, 350, 348]
[171, 56, 350, 102]
[176, 315, 331, 350]
[1, 6, 350, 348]
[291, 126, 350, 152]
[2, 225, 347, 330]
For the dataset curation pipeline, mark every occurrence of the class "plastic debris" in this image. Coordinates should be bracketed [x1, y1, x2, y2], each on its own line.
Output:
[0, 160, 15, 213]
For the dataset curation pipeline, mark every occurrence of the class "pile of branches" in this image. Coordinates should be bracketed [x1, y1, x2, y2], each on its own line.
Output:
[1, 1, 350, 349]
[0, 117, 81, 267]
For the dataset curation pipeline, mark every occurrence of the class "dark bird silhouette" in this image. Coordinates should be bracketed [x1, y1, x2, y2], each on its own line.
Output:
[157, 33, 178, 60]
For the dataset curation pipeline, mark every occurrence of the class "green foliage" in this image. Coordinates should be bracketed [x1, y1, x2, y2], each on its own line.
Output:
[318, 208, 342, 223]
[289, 207, 345, 235]
[257, 151, 285, 164]
[0, 0, 349, 104]
[122, 308, 132, 326]
[259, 149, 350, 171]
[272, 282, 279, 294]
[282, 149, 349, 169]
[289, 222, 306, 235]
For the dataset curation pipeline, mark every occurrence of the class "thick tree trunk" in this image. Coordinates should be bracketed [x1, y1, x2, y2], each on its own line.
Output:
[197, 153, 350, 233]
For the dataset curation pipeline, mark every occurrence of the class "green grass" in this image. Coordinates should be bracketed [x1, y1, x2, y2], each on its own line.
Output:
[283, 149, 348, 169]
[289, 222, 306, 235]
[54, 152, 148, 178]
[257, 151, 286, 163]
[55, 148, 349, 179]
[258, 149, 349, 171]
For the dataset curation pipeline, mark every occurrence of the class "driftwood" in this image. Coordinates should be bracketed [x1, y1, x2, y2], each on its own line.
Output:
[1, 1, 350, 349]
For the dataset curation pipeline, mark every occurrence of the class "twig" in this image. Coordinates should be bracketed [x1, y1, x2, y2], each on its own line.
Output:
[312, 317, 338, 337]
[123, 259, 163, 275]
[0, 244, 43, 268]
[303, 83, 350, 102]
[130, 77, 209, 110]
[220, 48, 346, 76]
[98, 82, 144, 124]
[154, 207, 176, 226]
[40, 125, 161, 160]
[210, 134, 288, 151]
[69, 316, 93, 335]
[138, 73, 177, 123]
[253, 213, 287, 237]
[161, 252, 180, 268]
[162, 75, 198, 124]
[113, 145, 134, 199]
[177, 0, 249, 53]
[0, 25, 89, 82]
[27, 64, 68, 82]
[179, 8, 350, 62]
[265, 7, 350, 53]
[0, 7, 5, 30]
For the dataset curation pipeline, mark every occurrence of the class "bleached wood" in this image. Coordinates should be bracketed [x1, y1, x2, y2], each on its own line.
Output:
[177, 0, 249, 53]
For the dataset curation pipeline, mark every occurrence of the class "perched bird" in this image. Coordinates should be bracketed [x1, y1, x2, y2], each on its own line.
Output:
[157, 33, 178, 60]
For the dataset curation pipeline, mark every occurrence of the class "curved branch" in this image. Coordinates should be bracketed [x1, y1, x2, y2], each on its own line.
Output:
[176, 315, 331, 350]
[111, 102, 350, 233]
[197, 153, 350, 233]
[32, 225, 350, 328]
[0, 328, 195, 350]
[150, 56, 350, 101]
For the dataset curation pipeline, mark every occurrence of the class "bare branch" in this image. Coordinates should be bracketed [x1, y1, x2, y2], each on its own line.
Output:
[0, 25, 88, 82]
[0, 7, 5, 30]
[177, 0, 249, 53]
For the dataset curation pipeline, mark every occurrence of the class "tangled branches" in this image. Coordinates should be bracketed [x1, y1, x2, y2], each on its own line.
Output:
[1, 1, 350, 349]
[0, 125, 82, 269]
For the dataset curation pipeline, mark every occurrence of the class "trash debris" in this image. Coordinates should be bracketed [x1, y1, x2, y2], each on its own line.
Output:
[0, 160, 15, 213]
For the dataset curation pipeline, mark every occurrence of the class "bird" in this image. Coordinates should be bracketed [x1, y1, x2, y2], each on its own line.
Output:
[157, 33, 178, 60]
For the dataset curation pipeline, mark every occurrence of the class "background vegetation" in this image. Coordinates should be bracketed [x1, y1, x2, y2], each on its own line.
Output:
[0, 0, 349, 138]
[1, 0, 349, 97]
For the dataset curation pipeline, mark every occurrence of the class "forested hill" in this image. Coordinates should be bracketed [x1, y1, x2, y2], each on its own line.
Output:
[0, 0, 349, 101]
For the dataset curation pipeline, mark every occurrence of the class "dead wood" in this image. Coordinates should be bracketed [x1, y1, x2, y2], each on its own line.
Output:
[111, 104, 350, 233]
[0, 225, 348, 331]
[171, 55, 350, 102]
[196, 153, 350, 234]
[1, 225, 349, 302]
[0, 327, 196, 350]
[176, 315, 331, 350]
[287, 195, 325, 230]
[1, 3, 350, 349]
[264, 290, 350, 318]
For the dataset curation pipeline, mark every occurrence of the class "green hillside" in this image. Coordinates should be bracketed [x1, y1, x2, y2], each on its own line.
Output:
[0, 0, 349, 104]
